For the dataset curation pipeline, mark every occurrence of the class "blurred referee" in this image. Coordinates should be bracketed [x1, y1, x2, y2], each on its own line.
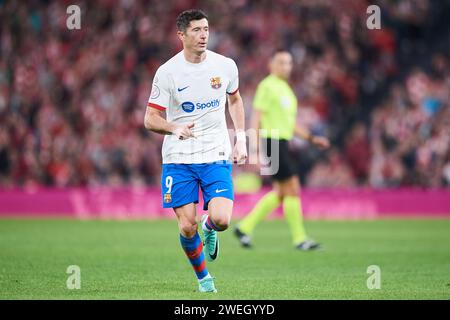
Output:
[235, 49, 330, 250]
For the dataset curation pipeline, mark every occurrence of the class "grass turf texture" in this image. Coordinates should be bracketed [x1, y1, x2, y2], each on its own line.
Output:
[0, 218, 449, 299]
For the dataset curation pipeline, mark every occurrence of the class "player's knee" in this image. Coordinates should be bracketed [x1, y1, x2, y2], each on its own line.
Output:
[212, 216, 230, 231]
[179, 221, 198, 238]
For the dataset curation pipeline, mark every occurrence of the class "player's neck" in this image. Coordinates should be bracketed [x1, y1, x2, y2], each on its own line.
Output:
[183, 49, 207, 64]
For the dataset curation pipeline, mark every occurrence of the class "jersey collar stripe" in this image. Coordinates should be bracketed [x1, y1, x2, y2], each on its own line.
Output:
[147, 102, 166, 111]
[226, 88, 239, 95]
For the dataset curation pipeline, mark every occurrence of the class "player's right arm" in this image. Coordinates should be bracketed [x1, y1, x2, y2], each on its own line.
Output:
[144, 68, 195, 140]
[250, 81, 269, 156]
[144, 107, 195, 139]
[249, 109, 262, 154]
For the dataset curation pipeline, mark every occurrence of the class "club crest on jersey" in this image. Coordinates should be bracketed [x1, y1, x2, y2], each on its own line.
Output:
[164, 193, 172, 203]
[210, 77, 222, 89]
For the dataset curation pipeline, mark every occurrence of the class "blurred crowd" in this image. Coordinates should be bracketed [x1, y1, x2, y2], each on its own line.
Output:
[0, 0, 449, 188]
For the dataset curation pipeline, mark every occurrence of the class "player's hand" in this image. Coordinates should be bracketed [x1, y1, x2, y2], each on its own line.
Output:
[233, 140, 248, 165]
[172, 123, 196, 140]
[311, 136, 330, 149]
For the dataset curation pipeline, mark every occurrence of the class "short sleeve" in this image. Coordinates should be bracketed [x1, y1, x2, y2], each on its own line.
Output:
[226, 58, 239, 95]
[147, 67, 171, 111]
[253, 81, 269, 112]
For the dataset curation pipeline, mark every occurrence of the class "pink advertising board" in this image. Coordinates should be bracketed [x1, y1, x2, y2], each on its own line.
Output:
[0, 187, 449, 219]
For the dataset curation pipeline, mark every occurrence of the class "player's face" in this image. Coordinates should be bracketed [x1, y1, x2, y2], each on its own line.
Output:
[179, 18, 209, 54]
[270, 52, 293, 80]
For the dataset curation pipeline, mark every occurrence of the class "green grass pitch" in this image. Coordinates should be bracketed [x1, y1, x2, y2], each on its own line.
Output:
[0, 218, 449, 299]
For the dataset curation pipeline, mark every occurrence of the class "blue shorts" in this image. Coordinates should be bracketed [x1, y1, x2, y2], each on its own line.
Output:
[161, 161, 234, 211]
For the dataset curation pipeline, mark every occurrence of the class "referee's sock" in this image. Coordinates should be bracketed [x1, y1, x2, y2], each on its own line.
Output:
[238, 191, 280, 235]
[179, 232, 209, 280]
[283, 195, 307, 245]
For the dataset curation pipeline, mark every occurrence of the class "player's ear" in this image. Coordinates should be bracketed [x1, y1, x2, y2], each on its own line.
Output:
[177, 30, 185, 41]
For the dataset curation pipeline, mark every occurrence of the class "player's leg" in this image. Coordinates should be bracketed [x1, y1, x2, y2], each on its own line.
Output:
[198, 161, 234, 261]
[279, 175, 321, 250]
[174, 203, 217, 293]
[161, 164, 216, 292]
[198, 196, 231, 261]
[206, 196, 233, 231]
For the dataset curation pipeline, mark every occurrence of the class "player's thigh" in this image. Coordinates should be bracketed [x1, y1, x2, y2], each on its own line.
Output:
[208, 196, 233, 226]
[174, 203, 198, 237]
[198, 161, 234, 216]
[161, 164, 199, 210]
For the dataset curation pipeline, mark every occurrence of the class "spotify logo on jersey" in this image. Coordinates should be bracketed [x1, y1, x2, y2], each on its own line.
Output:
[181, 101, 195, 113]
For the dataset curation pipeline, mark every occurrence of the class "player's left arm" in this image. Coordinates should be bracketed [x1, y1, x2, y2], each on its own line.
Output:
[228, 91, 248, 164]
[294, 125, 330, 149]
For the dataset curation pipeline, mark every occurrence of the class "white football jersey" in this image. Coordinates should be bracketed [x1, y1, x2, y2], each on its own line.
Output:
[147, 50, 239, 164]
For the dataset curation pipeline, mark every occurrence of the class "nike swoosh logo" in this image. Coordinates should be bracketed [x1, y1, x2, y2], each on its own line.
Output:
[209, 237, 218, 260]
[215, 188, 228, 193]
[177, 86, 189, 92]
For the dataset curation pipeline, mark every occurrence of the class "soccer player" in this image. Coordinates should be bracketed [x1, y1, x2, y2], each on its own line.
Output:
[234, 50, 330, 250]
[144, 10, 247, 293]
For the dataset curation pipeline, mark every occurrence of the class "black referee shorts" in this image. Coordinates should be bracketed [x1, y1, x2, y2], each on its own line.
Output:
[262, 138, 297, 182]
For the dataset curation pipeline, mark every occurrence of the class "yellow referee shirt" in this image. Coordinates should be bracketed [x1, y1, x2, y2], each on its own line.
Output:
[253, 74, 298, 140]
